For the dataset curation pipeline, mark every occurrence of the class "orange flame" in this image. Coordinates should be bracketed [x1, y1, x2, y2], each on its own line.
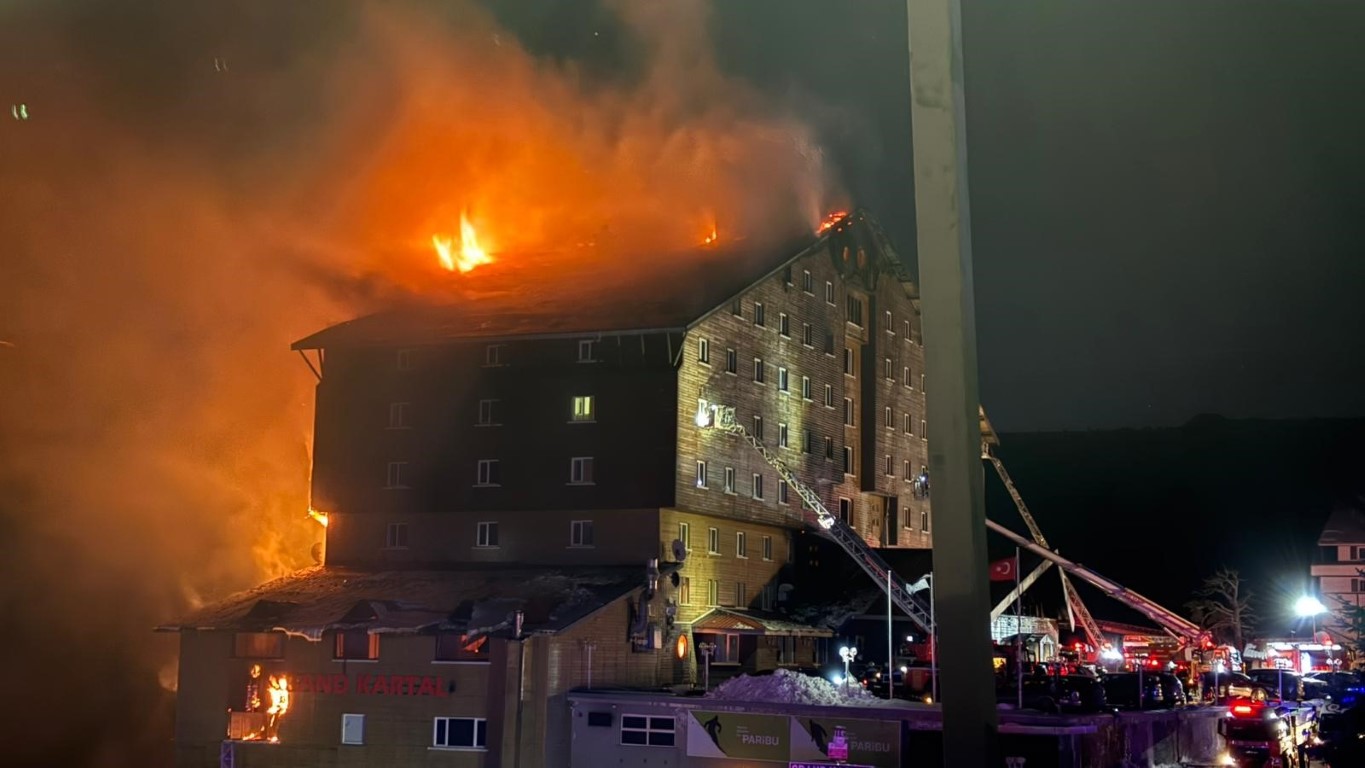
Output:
[433, 212, 494, 273]
[307, 508, 329, 527]
[703, 226, 718, 246]
[816, 210, 849, 234]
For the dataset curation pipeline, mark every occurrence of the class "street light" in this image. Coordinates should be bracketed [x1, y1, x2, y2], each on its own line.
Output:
[839, 645, 858, 693]
[698, 642, 716, 692]
[1295, 596, 1327, 636]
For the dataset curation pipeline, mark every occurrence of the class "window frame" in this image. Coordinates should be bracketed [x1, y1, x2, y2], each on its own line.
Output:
[385, 461, 410, 489]
[387, 402, 411, 430]
[753, 357, 765, 383]
[484, 344, 506, 367]
[570, 519, 595, 548]
[736, 530, 748, 558]
[569, 456, 595, 485]
[577, 339, 598, 363]
[333, 629, 380, 661]
[385, 522, 409, 549]
[475, 458, 501, 487]
[753, 302, 766, 327]
[762, 535, 774, 561]
[750, 474, 764, 501]
[477, 398, 501, 427]
[724, 348, 737, 374]
[571, 395, 595, 423]
[802, 322, 814, 347]
[695, 460, 708, 489]
[432, 716, 487, 751]
[723, 466, 736, 494]
[396, 348, 415, 371]
[778, 367, 789, 392]
[708, 527, 721, 554]
[825, 280, 835, 304]
[777, 480, 789, 505]
[802, 270, 813, 293]
[679, 521, 691, 551]
[697, 337, 710, 365]
[779, 313, 790, 337]
[475, 521, 499, 548]
[341, 713, 365, 745]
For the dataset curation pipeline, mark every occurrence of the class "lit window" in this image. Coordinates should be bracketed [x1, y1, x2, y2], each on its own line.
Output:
[753, 302, 766, 327]
[334, 630, 379, 660]
[435, 632, 489, 662]
[234, 632, 285, 659]
[825, 281, 835, 304]
[778, 367, 789, 392]
[708, 527, 720, 554]
[396, 348, 415, 371]
[723, 467, 736, 494]
[801, 376, 812, 400]
[570, 520, 595, 547]
[433, 717, 486, 750]
[778, 423, 789, 448]
[477, 399, 501, 426]
[844, 398, 855, 426]
[386, 522, 409, 549]
[578, 339, 598, 362]
[697, 337, 710, 364]
[679, 522, 691, 550]
[753, 415, 764, 441]
[802, 270, 813, 293]
[777, 481, 788, 505]
[476, 459, 500, 487]
[695, 461, 708, 488]
[779, 313, 790, 337]
[843, 446, 854, 475]
[802, 323, 813, 347]
[571, 395, 595, 422]
[753, 358, 765, 383]
[569, 457, 595, 485]
[385, 461, 409, 489]
[485, 344, 505, 366]
[737, 531, 749, 556]
[751, 475, 764, 501]
[763, 535, 774, 560]
[725, 348, 737, 374]
[476, 521, 498, 547]
[388, 402, 410, 429]
[824, 384, 834, 407]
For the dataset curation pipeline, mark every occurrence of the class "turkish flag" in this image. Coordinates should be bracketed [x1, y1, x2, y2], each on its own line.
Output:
[989, 557, 1017, 582]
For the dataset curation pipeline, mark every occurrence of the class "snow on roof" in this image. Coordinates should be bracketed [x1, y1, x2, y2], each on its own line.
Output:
[708, 668, 884, 708]
[158, 565, 648, 640]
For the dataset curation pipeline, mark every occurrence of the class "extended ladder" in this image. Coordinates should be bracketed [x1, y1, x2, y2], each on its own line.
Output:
[698, 401, 934, 633]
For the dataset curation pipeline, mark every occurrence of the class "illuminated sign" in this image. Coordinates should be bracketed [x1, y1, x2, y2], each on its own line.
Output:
[292, 673, 453, 697]
[675, 634, 689, 660]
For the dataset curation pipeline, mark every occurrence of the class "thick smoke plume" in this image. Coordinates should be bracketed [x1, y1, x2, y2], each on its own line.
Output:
[0, 1, 834, 765]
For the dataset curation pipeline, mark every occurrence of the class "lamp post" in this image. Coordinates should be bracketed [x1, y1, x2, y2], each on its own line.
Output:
[1296, 596, 1328, 672]
[839, 645, 858, 694]
[698, 642, 716, 692]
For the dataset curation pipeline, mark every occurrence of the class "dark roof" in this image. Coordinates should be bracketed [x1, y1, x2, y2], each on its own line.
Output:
[158, 565, 652, 640]
[692, 607, 833, 637]
[293, 209, 914, 349]
[1318, 505, 1365, 545]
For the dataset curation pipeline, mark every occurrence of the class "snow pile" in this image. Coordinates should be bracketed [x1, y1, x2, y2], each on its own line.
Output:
[708, 668, 884, 707]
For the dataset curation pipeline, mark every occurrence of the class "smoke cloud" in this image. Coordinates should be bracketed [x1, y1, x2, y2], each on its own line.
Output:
[0, 1, 834, 765]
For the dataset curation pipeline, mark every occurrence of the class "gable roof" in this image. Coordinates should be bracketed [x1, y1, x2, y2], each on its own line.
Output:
[691, 607, 834, 637]
[293, 209, 914, 350]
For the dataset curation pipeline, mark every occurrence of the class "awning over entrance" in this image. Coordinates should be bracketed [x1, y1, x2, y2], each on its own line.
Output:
[691, 608, 833, 638]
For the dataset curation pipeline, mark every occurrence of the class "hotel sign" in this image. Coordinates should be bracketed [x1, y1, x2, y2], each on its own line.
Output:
[292, 673, 453, 697]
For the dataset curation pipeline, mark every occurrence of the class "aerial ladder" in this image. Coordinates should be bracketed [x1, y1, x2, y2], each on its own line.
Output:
[695, 400, 935, 634]
[979, 407, 1108, 654]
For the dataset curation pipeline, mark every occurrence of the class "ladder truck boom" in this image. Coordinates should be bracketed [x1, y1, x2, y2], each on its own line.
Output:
[696, 400, 934, 634]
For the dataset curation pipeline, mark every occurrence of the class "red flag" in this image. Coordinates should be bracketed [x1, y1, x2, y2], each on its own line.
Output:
[989, 557, 1017, 582]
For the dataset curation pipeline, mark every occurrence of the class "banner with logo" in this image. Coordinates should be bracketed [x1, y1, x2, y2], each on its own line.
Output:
[687, 711, 791, 761]
[790, 716, 900, 767]
[686, 711, 900, 766]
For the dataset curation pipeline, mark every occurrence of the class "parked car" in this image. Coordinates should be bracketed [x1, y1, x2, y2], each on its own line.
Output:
[1200, 671, 1268, 703]
[1152, 672, 1188, 707]
[1304, 670, 1365, 703]
[1247, 669, 1304, 701]
[1000, 675, 1111, 714]
[1101, 672, 1166, 710]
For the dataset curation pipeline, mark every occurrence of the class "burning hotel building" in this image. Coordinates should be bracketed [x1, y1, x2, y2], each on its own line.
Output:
[162, 210, 934, 767]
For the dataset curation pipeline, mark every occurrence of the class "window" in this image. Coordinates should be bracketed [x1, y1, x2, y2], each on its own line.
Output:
[708, 527, 720, 554]
[571, 395, 595, 422]
[763, 535, 774, 560]
[922, 418, 928, 438]
[731, 299, 743, 316]
[904, 366, 913, 388]
[578, 339, 598, 362]
[761, 583, 776, 611]
[802, 323, 813, 347]
[697, 337, 710, 364]
[825, 280, 835, 304]
[476, 521, 499, 548]
[725, 348, 737, 374]
[842, 446, 854, 475]
[753, 302, 766, 327]
[904, 319, 912, 338]
[433, 717, 487, 750]
[753, 357, 765, 383]
[884, 357, 894, 380]
[778, 367, 789, 392]
[904, 459, 912, 481]
[341, 713, 365, 745]
[386, 522, 409, 549]
[485, 344, 505, 366]
[778, 480, 789, 504]
[844, 398, 855, 426]
[753, 415, 764, 441]
[782, 265, 793, 284]
[570, 520, 595, 547]
[476, 459, 500, 486]
[801, 376, 812, 400]
[838, 498, 852, 525]
[679, 576, 691, 605]
[737, 531, 748, 557]
[921, 507, 930, 532]
[569, 456, 595, 485]
[846, 295, 864, 326]
[824, 436, 834, 460]
[477, 398, 501, 426]
[334, 630, 379, 660]
[921, 373, 926, 392]
[750, 474, 764, 501]
[396, 348, 415, 371]
[736, 582, 747, 606]
[435, 632, 489, 661]
[708, 580, 719, 606]
[823, 331, 835, 355]
[234, 632, 285, 659]
[885, 455, 895, 477]
[723, 467, 736, 494]
[388, 402, 410, 429]
[802, 429, 813, 453]
[385, 461, 409, 489]
[844, 348, 855, 376]
[779, 313, 790, 336]
[1354, 578, 1364, 593]
[695, 461, 708, 488]
[884, 406, 893, 429]
[802, 270, 813, 293]
[824, 384, 834, 408]
[778, 423, 789, 448]
[679, 522, 691, 551]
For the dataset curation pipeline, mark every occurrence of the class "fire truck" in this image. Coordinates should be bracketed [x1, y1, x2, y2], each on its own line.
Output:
[1218, 698, 1318, 768]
